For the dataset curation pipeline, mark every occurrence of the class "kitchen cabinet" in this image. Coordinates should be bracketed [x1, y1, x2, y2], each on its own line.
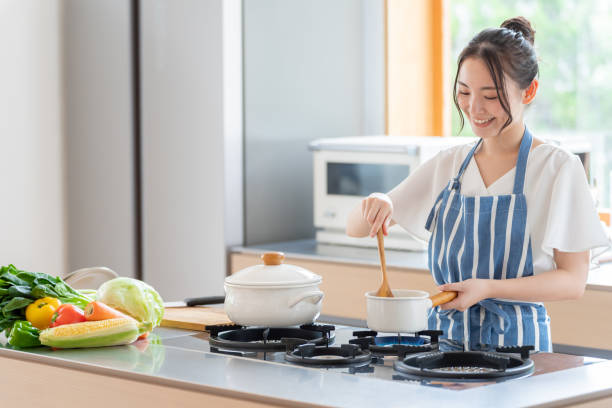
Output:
[230, 252, 612, 350]
[3, 356, 269, 407]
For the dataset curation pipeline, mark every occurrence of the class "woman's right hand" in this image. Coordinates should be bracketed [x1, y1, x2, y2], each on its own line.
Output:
[362, 193, 393, 237]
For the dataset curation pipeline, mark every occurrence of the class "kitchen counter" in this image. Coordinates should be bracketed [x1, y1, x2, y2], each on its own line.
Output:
[2, 325, 612, 407]
[231, 239, 612, 291]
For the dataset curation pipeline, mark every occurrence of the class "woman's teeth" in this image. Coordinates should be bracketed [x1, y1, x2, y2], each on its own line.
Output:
[474, 118, 493, 124]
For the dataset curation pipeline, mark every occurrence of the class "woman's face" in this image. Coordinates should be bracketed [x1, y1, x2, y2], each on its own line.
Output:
[456, 57, 525, 139]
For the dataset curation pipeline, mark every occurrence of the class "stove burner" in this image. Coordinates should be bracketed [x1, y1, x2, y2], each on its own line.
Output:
[207, 324, 335, 351]
[284, 343, 372, 366]
[349, 330, 441, 356]
[393, 346, 535, 379]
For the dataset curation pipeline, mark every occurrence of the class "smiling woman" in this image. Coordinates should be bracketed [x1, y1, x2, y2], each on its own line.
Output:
[346, 14, 610, 352]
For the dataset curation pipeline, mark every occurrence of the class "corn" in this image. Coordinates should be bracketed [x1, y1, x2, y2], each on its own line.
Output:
[39, 318, 152, 348]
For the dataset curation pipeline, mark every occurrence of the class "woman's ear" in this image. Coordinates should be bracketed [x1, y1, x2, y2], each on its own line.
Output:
[522, 79, 538, 104]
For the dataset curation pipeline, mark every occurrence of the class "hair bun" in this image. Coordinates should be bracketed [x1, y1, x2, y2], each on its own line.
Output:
[501, 16, 535, 45]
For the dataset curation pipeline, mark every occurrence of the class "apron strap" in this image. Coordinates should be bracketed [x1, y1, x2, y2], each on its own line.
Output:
[451, 139, 482, 191]
[453, 126, 533, 194]
[479, 299, 511, 336]
[513, 126, 533, 195]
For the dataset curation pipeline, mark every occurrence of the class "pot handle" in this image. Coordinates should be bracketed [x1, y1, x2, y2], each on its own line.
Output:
[288, 291, 324, 308]
[429, 291, 457, 307]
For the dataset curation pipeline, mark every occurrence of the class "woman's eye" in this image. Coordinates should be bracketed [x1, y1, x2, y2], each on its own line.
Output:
[458, 91, 469, 96]
[484, 96, 498, 100]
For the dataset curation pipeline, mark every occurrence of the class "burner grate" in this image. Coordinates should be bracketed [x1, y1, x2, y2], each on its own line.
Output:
[349, 329, 441, 356]
[285, 343, 372, 366]
[207, 324, 335, 351]
[394, 349, 535, 379]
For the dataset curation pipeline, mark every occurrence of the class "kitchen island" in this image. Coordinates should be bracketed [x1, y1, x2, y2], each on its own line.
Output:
[2, 325, 612, 407]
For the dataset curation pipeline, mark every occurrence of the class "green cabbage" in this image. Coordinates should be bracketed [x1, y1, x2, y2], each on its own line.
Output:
[97, 278, 164, 328]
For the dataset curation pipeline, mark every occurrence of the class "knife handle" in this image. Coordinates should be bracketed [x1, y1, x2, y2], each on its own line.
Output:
[184, 296, 226, 307]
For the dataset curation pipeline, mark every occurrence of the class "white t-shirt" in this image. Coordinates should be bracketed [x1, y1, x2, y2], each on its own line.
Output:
[388, 141, 611, 274]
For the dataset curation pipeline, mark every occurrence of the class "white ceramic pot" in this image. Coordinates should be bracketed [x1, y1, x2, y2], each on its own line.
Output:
[365, 289, 457, 333]
[224, 252, 324, 327]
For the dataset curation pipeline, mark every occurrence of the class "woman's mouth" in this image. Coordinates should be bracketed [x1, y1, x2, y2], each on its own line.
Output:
[472, 117, 494, 128]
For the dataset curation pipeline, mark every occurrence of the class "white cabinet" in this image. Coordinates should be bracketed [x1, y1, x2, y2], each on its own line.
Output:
[140, 0, 242, 300]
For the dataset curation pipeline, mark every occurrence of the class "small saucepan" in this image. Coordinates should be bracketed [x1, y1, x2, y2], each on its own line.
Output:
[365, 290, 457, 333]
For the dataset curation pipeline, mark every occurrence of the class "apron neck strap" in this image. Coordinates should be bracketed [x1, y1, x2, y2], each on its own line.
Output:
[513, 126, 533, 195]
[455, 139, 482, 182]
[453, 126, 533, 194]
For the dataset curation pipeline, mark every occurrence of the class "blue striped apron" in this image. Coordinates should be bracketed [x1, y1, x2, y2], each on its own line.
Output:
[424, 127, 551, 352]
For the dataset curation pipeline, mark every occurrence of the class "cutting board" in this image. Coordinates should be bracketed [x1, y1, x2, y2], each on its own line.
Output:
[161, 307, 234, 331]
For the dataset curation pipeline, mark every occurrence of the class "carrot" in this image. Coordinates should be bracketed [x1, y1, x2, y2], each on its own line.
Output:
[137, 332, 149, 341]
[84, 301, 131, 321]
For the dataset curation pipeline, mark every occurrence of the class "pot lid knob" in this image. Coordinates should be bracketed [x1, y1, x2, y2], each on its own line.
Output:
[261, 252, 285, 265]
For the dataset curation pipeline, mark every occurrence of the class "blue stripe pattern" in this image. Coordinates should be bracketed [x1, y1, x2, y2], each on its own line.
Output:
[425, 127, 551, 352]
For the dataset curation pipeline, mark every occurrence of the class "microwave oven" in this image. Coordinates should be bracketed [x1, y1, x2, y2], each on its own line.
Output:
[309, 136, 476, 250]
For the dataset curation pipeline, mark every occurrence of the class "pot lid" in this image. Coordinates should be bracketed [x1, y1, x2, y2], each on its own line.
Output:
[225, 252, 322, 287]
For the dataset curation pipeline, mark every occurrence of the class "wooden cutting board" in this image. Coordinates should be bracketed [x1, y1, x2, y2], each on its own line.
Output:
[161, 307, 234, 331]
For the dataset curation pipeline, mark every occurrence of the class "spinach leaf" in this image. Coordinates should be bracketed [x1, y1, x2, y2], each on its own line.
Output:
[31, 284, 59, 299]
[54, 282, 71, 298]
[0, 271, 28, 287]
[21, 272, 60, 287]
[7, 286, 33, 299]
[2, 297, 32, 314]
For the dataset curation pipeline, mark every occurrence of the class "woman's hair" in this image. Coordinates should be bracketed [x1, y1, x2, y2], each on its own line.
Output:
[453, 16, 538, 134]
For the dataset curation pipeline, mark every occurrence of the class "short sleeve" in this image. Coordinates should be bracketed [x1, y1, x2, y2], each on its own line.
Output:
[541, 155, 611, 262]
[388, 150, 454, 242]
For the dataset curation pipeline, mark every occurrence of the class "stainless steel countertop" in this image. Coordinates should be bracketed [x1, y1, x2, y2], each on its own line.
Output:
[231, 239, 430, 270]
[2, 325, 612, 407]
[230, 239, 612, 291]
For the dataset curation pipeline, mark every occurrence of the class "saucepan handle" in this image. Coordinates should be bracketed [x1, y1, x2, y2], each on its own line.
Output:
[288, 291, 324, 308]
[429, 291, 457, 307]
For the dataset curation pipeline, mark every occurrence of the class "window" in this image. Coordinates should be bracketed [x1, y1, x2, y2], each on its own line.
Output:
[450, 0, 612, 206]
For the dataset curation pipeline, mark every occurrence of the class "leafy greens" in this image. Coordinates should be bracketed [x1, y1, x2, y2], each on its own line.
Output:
[0, 264, 93, 331]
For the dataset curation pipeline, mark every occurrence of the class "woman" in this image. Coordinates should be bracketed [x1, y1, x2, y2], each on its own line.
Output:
[346, 17, 610, 352]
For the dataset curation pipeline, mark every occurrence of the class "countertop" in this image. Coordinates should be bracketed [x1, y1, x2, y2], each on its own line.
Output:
[2, 325, 612, 407]
[231, 239, 612, 291]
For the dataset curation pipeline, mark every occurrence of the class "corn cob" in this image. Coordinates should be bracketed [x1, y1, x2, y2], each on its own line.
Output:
[39, 318, 152, 348]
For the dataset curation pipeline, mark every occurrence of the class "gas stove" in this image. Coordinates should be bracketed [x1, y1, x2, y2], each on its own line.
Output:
[161, 323, 599, 391]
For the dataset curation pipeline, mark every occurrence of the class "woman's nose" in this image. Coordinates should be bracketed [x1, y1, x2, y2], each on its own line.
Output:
[470, 96, 487, 115]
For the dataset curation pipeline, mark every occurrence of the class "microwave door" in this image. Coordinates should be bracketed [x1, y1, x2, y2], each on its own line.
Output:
[314, 151, 416, 232]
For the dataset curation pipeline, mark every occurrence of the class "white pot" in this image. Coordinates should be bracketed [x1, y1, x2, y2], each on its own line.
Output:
[224, 252, 324, 327]
[365, 289, 456, 333]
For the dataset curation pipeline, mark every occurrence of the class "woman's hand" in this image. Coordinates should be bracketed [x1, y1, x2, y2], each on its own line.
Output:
[437, 279, 492, 311]
[362, 193, 393, 237]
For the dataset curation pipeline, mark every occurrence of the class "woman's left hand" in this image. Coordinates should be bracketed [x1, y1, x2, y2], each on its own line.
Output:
[437, 279, 492, 311]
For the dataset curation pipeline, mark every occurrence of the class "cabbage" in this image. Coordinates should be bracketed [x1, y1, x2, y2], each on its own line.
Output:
[97, 278, 164, 328]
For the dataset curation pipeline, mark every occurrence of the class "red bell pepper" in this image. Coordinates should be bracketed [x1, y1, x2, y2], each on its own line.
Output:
[49, 304, 87, 328]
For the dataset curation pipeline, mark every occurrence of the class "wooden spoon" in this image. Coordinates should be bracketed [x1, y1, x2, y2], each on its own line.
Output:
[375, 229, 394, 297]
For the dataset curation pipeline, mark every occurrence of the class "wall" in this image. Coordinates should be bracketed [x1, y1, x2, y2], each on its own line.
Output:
[0, 0, 65, 276]
[63, 0, 136, 277]
[243, 0, 385, 246]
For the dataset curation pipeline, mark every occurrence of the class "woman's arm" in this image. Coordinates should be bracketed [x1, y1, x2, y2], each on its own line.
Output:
[438, 249, 590, 311]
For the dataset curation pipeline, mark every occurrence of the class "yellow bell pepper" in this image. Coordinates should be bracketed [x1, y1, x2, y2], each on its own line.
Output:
[25, 297, 61, 330]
